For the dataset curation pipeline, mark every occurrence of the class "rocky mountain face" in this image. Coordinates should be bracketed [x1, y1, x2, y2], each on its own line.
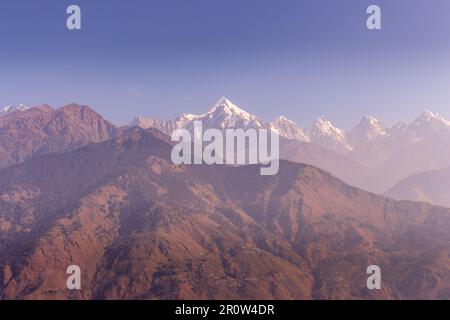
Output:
[0, 128, 449, 300]
[130, 116, 177, 136]
[0, 104, 118, 169]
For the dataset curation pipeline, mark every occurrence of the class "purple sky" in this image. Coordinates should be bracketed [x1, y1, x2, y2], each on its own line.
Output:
[1, 0, 450, 129]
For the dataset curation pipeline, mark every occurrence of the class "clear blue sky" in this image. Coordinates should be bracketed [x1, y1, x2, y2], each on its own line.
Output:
[1, 0, 449, 128]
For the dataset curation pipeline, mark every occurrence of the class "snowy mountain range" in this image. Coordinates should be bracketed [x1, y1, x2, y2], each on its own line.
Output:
[132, 97, 342, 145]
[0, 104, 28, 117]
[132, 97, 267, 134]
[131, 97, 394, 151]
[1, 98, 449, 206]
[131, 97, 450, 200]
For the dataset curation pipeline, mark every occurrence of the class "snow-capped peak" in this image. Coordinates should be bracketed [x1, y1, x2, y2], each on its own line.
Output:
[1, 105, 14, 113]
[402, 110, 450, 142]
[215, 96, 234, 107]
[408, 110, 450, 135]
[179, 113, 197, 121]
[362, 115, 381, 125]
[207, 97, 264, 129]
[312, 116, 346, 137]
[310, 116, 351, 153]
[274, 115, 295, 124]
[347, 115, 387, 147]
[205, 97, 254, 120]
[0, 104, 29, 117]
[270, 115, 309, 141]
[414, 110, 450, 126]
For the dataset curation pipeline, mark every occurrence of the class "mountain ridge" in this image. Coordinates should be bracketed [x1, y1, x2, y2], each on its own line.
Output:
[131, 98, 450, 153]
[130, 97, 450, 194]
[0, 103, 118, 169]
[384, 166, 450, 207]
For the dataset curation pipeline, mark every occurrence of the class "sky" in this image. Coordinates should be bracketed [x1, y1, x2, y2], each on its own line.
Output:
[1, 0, 450, 128]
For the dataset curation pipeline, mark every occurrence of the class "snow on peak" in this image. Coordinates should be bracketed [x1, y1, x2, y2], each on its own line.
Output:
[411, 110, 450, 129]
[359, 115, 385, 131]
[132, 97, 265, 133]
[0, 104, 29, 117]
[1, 105, 13, 112]
[179, 113, 197, 121]
[361, 115, 381, 125]
[421, 110, 437, 117]
[274, 115, 295, 124]
[416, 110, 449, 124]
[270, 115, 309, 141]
[310, 116, 351, 153]
[215, 96, 233, 107]
[182, 97, 265, 130]
[206, 97, 253, 120]
[347, 115, 387, 147]
[312, 116, 345, 137]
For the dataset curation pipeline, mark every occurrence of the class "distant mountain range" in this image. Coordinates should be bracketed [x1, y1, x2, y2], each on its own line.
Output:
[385, 166, 450, 208]
[0, 96, 449, 205]
[130, 97, 450, 199]
[130, 97, 393, 152]
[1, 126, 449, 299]
[2, 98, 450, 204]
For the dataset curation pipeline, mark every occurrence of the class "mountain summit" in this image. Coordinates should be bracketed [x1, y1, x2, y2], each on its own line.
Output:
[208, 96, 251, 118]
[192, 97, 265, 130]
[270, 115, 309, 141]
[347, 115, 387, 147]
[310, 116, 351, 153]
[409, 110, 450, 132]
[0, 104, 117, 169]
